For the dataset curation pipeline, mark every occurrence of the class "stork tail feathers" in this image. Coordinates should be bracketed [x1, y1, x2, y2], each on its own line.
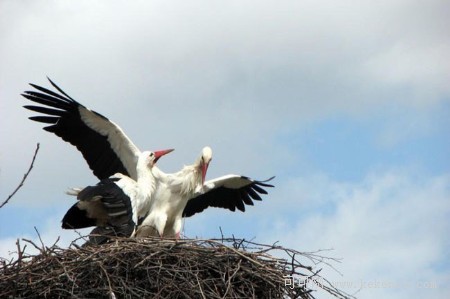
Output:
[66, 187, 82, 196]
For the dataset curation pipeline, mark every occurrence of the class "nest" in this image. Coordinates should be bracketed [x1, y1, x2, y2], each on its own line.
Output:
[1, 237, 354, 299]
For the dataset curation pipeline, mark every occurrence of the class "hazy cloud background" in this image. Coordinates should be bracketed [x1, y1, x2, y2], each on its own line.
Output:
[1, 1, 449, 298]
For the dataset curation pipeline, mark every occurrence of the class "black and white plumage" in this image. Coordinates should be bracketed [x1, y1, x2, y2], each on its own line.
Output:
[136, 147, 274, 239]
[183, 175, 275, 217]
[63, 150, 172, 245]
[22, 78, 140, 180]
[23, 79, 275, 240]
[63, 177, 135, 245]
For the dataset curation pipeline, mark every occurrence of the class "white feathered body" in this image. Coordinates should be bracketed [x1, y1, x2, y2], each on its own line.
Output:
[136, 164, 202, 237]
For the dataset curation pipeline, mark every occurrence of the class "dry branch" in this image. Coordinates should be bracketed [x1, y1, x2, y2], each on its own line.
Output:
[0, 143, 40, 209]
[0, 237, 355, 299]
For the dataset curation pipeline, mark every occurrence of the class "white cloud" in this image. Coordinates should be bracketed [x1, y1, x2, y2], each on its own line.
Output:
[364, 42, 450, 98]
[1, 0, 448, 130]
[264, 171, 450, 299]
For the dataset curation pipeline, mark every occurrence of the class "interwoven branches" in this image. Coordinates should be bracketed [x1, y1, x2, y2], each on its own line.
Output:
[0, 237, 354, 299]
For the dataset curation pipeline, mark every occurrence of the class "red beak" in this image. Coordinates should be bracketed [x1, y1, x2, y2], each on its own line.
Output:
[201, 161, 209, 185]
[154, 148, 174, 163]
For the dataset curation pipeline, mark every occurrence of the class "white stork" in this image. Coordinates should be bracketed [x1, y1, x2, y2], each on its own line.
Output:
[136, 146, 275, 239]
[23, 78, 275, 239]
[62, 149, 173, 245]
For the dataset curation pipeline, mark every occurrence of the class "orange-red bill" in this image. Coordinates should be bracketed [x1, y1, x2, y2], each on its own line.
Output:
[154, 148, 174, 162]
[201, 162, 209, 185]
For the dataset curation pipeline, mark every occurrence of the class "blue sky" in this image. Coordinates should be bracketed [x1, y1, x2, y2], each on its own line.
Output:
[1, 1, 449, 298]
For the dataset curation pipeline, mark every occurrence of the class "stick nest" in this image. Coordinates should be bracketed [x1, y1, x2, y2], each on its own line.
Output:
[1, 237, 354, 298]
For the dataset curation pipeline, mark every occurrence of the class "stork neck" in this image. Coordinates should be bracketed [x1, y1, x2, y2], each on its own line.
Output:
[135, 166, 153, 203]
[136, 165, 152, 183]
[176, 164, 202, 197]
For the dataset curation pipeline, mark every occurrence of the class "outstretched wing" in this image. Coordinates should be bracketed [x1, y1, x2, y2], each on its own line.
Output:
[62, 178, 135, 230]
[182, 175, 274, 217]
[62, 178, 136, 245]
[22, 78, 140, 179]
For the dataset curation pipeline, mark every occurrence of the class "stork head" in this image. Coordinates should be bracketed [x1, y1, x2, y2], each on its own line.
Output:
[199, 146, 212, 185]
[141, 149, 174, 167]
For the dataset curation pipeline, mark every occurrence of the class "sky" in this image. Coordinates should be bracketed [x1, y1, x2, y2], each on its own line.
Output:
[0, 1, 449, 298]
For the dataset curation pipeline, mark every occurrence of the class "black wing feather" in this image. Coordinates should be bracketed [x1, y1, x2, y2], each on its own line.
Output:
[29, 82, 74, 102]
[23, 92, 73, 110]
[61, 204, 97, 229]
[23, 105, 66, 116]
[246, 188, 261, 201]
[22, 78, 128, 179]
[29, 116, 60, 124]
[235, 194, 246, 212]
[251, 184, 268, 194]
[48, 77, 77, 101]
[182, 177, 274, 217]
[62, 178, 135, 245]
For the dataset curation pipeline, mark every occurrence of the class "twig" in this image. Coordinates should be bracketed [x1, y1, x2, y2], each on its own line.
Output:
[34, 227, 45, 253]
[196, 274, 207, 299]
[21, 238, 42, 252]
[0, 143, 40, 208]
[16, 239, 23, 267]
